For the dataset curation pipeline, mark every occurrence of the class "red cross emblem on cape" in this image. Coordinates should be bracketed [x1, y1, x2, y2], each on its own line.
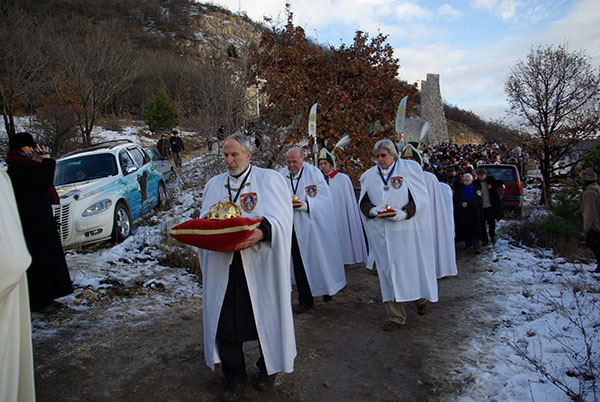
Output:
[305, 185, 317, 198]
[240, 192, 257, 213]
[391, 176, 403, 189]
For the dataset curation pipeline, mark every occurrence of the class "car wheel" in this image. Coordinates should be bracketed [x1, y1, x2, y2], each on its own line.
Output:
[157, 181, 168, 209]
[112, 202, 132, 242]
[515, 207, 522, 219]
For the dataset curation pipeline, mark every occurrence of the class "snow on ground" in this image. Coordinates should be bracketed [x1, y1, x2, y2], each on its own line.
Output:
[458, 235, 598, 401]
[4, 121, 598, 400]
[457, 186, 599, 401]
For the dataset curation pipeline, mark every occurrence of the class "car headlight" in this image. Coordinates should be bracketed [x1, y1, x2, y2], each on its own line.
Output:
[83, 199, 113, 217]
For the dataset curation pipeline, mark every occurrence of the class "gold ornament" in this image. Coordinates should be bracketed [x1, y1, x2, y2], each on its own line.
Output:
[206, 200, 242, 220]
[292, 195, 299, 201]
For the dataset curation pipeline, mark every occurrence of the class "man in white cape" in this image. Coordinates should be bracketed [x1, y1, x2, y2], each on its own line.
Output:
[197, 134, 296, 400]
[359, 139, 438, 331]
[279, 147, 346, 314]
[1, 169, 35, 402]
[317, 147, 367, 266]
[402, 144, 457, 279]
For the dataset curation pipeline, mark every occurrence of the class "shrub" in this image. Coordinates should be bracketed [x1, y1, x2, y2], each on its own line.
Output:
[504, 190, 586, 260]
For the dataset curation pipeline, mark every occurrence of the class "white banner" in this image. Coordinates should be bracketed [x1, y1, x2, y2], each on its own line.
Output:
[395, 96, 408, 135]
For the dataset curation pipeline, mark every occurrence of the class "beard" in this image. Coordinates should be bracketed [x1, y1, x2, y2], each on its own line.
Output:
[227, 163, 249, 177]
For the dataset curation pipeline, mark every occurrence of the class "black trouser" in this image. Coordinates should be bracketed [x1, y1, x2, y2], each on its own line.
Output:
[216, 338, 267, 385]
[217, 252, 263, 385]
[481, 207, 496, 243]
[586, 229, 600, 268]
[291, 228, 313, 306]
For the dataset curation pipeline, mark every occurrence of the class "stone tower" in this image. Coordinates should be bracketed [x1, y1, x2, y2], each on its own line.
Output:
[421, 73, 449, 145]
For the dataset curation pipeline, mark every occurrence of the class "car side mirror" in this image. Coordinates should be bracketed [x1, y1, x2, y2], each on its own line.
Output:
[125, 164, 138, 174]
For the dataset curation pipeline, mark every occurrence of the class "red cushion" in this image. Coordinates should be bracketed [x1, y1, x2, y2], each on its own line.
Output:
[377, 209, 397, 218]
[169, 217, 261, 252]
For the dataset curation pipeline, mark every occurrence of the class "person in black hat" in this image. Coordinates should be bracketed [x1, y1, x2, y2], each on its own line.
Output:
[6, 132, 73, 313]
[169, 130, 185, 167]
[581, 167, 600, 273]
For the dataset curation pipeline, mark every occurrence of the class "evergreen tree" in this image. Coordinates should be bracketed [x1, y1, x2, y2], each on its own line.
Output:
[144, 90, 179, 134]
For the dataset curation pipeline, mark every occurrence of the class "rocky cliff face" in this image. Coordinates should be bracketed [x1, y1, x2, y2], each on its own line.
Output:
[183, 4, 488, 145]
[181, 4, 263, 58]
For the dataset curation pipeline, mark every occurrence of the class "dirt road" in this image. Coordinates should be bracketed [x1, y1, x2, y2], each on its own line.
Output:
[33, 247, 499, 402]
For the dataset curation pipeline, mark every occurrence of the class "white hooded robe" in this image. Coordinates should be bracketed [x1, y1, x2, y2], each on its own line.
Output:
[197, 165, 296, 375]
[0, 169, 35, 402]
[359, 159, 438, 302]
[325, 171, 367, 265]
[424, 171, 458, 278]
[279, 162, 346, 296]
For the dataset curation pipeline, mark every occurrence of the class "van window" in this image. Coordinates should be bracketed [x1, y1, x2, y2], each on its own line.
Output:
[118, 150, 135, 173]
[128, 147, 148, 167]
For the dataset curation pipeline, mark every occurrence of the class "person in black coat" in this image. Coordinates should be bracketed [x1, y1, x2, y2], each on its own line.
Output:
[454, 173, 483, 254]
[169, 130, 185, 167]
[6, 132, 73, 312]
[476, 167, 504, 245]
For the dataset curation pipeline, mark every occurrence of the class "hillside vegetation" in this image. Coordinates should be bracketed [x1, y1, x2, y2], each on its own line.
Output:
[1, 0, 518, 159]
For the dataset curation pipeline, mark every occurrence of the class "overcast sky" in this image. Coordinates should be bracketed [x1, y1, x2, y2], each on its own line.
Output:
[211, 0, 600, 122]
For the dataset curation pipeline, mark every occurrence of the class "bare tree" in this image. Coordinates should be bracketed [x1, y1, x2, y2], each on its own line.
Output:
[505, 44, 600, 204]
[31, 98, 80, 156]
[51, 18, 140, 144]
[0, 9, 49, 136]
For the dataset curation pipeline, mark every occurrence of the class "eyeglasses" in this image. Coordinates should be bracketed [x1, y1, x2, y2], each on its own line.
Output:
[376, 153, 390, 158]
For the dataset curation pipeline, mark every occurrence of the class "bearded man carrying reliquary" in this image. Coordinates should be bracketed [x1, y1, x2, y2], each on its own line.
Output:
[196, 133, 295, 400]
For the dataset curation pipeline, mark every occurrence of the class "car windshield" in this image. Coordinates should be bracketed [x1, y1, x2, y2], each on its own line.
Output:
[484, 167, 516, 183]
[54, 153, 118, 185]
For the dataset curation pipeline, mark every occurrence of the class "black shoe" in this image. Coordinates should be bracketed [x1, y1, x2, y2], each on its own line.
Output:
[416, 302, 428, 315]
[222, 382, 244, 401]
[322, 295, 332, 302]
[382, 320, 404, 331]
[31, 300, 63, 314]
[293, 303, 313, 314]
[252, 372, 276, 391]
[473, 249, 481, 255]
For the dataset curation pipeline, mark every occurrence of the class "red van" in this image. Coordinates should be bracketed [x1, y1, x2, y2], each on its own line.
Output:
[478, 164, 523, 217]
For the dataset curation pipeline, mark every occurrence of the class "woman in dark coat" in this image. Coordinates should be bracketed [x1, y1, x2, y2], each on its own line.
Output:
[453, 173, 483, 254]
[475, 167, 504, 245]
[6, 132, 73, 312]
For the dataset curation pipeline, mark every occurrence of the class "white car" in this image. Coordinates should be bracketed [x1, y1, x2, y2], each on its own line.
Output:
[145, 147, 175, 181]
[52, 140, 168, 247]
